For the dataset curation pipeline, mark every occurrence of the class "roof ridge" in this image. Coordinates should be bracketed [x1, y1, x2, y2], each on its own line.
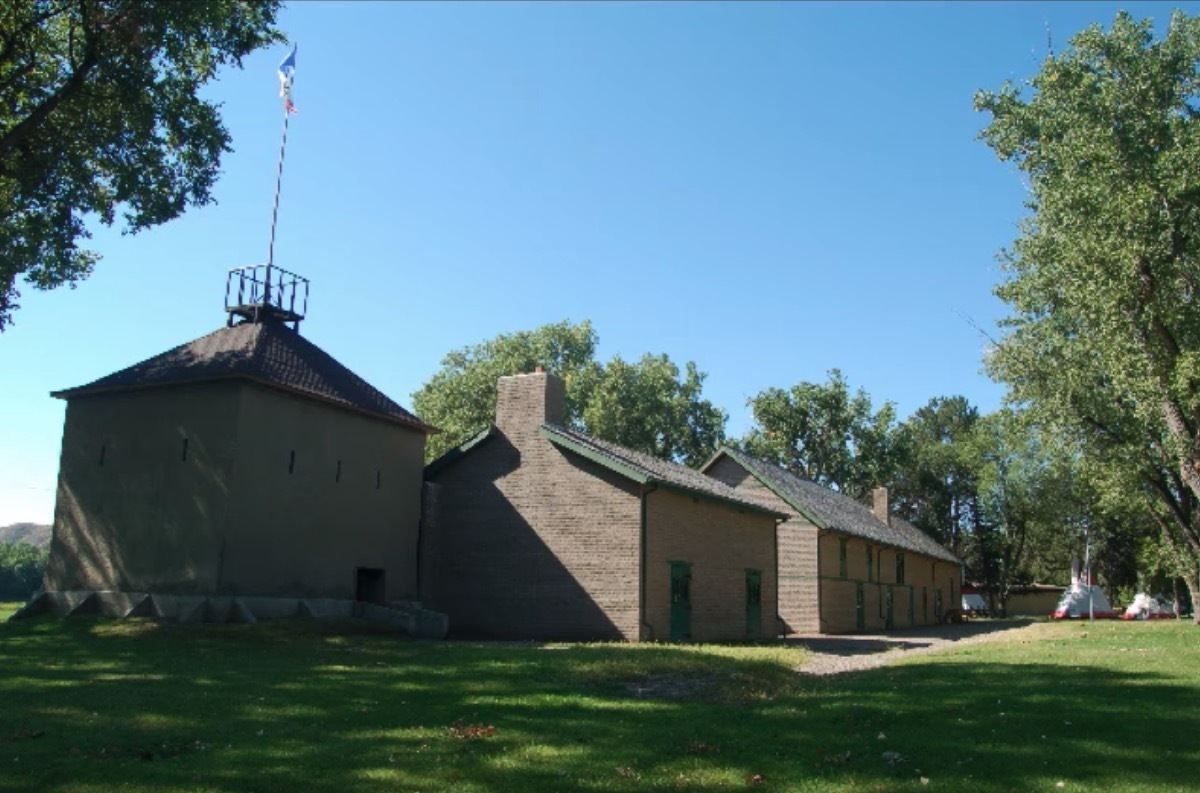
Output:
[539, 424, 787, 518]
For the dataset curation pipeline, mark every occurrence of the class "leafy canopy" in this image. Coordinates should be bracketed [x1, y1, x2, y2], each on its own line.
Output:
[0, 0, 285, 329]
[978, 10, 1200, 609]
[739, 370, 899, 501]
[412, 320, 727, 466]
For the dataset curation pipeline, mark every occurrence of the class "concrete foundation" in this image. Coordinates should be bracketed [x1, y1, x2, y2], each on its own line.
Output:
[8, 591, 449, 639]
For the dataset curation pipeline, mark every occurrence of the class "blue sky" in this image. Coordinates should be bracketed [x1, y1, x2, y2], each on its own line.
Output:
[1, 1, 1193, 525]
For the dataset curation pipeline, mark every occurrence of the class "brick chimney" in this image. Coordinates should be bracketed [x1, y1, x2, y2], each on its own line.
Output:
[871, 486, 890, 526]
[495, 370, 566, 437]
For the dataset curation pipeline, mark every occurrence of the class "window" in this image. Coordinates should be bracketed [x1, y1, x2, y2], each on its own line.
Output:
[288, 450, 296, 474]
[839, 538, 848, 578]
[896, 552, 905, 585]
[335, 460, 342, 483]
[99, 444, 106, 467]
[866, 546, 873, 582]
[375, 469, 382, 490]
[181, 438, 189, 462]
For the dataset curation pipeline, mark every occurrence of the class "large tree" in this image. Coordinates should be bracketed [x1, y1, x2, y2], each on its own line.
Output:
[978, 10, 1200, 620]
[891, 396, 981, 554]
[739, 370, 899, 500]
[412, 320, 727, 465]
[0, 0, 284, 329]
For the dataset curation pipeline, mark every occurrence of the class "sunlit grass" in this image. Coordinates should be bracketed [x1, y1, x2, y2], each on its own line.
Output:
[0, 602, 22, 621]
[0, 617, 1197, 792]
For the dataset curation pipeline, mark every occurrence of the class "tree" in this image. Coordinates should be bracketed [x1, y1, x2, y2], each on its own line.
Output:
[0, 1, 285, 329]
[739, 370, 899, 500]
[977, 11, 1200, 620]
[0, 542, 48, 600]
[572, 354, 726, 468]
[891, 396, 981, 554]
[412, 320, 727, 465]
[968, 410, 1086, 615]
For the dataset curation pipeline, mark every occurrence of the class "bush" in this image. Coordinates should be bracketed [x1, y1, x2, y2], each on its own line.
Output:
[0, 542, 48, 600]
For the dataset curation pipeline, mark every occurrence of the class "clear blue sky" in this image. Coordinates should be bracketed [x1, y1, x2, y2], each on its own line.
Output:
[1, 1, 1193, 525]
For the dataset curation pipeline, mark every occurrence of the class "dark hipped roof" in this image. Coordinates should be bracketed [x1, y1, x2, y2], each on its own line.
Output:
[704, 448, 960, 564]
[539, 425, 787, 518]
[52, 320, 431, 431]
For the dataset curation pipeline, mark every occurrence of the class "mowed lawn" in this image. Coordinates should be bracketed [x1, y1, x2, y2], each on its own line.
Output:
[0, 615, 1197, 793]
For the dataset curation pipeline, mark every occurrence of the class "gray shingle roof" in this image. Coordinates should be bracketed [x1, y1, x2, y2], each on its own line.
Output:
[52, 320, 431, 431]
[706, 448, 960, 564]
[539, 425, 788, 518]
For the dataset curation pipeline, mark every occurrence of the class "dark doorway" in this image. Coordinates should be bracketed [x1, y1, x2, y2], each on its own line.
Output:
[355, 567, 386, 604]
[669, 561, 692, 641]
[744, 569, 762, 639]
[855, 582, 865, 631]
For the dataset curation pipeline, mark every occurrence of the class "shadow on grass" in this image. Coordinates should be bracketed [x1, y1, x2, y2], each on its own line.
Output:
[784, 618, 1036, 656]
[0, 617, 1196, 793]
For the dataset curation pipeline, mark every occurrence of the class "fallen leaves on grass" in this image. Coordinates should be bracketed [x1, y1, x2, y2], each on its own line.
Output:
[745, 773, 766, 785]
[447, 721, 496, 740]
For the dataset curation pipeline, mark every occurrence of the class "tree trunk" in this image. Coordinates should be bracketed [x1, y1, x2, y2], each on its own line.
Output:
[1191, 573, 1200, 626]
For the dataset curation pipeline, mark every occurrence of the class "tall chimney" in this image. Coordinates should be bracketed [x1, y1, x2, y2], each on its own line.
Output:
[495, 370, 566, 437]
[871, 486, 890, 526]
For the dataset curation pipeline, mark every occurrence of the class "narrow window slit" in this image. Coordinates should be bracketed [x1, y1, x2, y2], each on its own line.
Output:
[289, 450, 296, 474]
[375, 469, 381, 490]
[99, 444, 106, 467]
[335, 460, 342, 483]
[181, 438, 189, 462]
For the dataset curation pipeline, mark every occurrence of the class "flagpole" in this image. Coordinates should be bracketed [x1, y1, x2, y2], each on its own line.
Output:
[265, 103, 291, 304]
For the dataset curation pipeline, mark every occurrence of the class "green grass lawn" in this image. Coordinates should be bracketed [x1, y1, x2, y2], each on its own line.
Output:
[0, 602, 21, 622]
[0, 618, 1196, 793]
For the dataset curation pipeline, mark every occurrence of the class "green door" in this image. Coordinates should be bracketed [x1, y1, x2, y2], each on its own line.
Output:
[885, 585, 894, 630]
[855, 583, 865, 631]
[670, 562, 692, 641]
[907, 588, 915, 626]
[745, 569, 762, 639]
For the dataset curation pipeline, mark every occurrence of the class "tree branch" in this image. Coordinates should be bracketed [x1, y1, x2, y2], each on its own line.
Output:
[0, 1, 99, 161]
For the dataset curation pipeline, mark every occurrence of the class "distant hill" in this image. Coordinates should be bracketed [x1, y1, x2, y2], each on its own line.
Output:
[0, 523, 51, 549]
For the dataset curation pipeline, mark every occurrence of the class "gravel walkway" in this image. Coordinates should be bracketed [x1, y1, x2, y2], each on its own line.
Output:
[788, 619, 1044, 676]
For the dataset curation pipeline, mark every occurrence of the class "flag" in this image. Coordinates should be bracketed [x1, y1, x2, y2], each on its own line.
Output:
[278, 44, 297, 114]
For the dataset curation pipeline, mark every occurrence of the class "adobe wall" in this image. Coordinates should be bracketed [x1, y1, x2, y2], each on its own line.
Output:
[45, 381, 426, 602]
[45, 383, 240, 593]
[229, 382, 426, 600]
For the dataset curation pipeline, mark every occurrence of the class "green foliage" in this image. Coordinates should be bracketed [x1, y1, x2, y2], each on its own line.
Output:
[977, 11, 1200, 614]
[891, 396, 981, 551]
[740, 370, 898, 500]
[413, 320, 726, 465]
[0, 541, 47, 599]
[965, 411, 1091, 606]
[0, 0, 285, 329]
[573, 354, 726, 468]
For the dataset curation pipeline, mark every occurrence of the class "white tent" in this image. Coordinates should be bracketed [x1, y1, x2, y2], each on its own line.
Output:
[1122, 593, 1174, 620]
[1051, 584, 1116, 619]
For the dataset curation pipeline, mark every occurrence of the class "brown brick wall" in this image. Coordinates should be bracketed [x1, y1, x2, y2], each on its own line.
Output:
[422, 372, 641, 640]
[705, 455, 818, 634]
[643, 487, 777, 641]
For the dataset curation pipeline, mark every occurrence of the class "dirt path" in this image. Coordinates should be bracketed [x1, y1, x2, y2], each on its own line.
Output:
[788, 619, 1046, 676]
